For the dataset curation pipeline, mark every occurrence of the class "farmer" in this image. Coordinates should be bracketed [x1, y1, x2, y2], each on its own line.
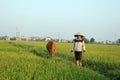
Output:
[71, 32, 86, 67]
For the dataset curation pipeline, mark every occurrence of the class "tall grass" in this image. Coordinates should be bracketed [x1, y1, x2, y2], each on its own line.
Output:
[0, 40, 119, 80]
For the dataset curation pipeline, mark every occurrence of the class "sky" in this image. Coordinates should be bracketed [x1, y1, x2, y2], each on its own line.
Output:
[0, 0, 120, 41]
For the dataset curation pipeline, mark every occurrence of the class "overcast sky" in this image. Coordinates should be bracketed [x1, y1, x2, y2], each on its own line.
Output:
[0, 0, 120, 41]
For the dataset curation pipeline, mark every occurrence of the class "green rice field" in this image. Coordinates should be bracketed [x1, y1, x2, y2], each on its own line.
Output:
[0, 40, 120, 80]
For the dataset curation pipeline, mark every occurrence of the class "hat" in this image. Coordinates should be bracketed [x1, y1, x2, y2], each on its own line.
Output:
[74, 32, 84, 37]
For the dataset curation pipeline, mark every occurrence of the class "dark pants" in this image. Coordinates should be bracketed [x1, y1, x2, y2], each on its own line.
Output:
[74, 51, 82, 61]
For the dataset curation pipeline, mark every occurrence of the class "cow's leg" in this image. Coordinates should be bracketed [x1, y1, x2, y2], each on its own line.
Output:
[51, 54, 54, 57]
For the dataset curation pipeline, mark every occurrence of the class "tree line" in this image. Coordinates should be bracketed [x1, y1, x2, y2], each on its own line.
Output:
[83, 37, 120, 44]
[83, 37, 95, 43]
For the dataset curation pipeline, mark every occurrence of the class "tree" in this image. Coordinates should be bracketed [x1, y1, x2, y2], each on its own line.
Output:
[118, 39, 120, 43]
[82, 37, 89, 43]
[117, 38, 120, 44]
[90, 38, 95, 43]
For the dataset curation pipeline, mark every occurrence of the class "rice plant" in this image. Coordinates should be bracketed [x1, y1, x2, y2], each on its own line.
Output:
[0, 40, 119, 80]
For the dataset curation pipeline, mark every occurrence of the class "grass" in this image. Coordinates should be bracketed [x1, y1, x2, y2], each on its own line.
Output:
[0, 40, 120, 80]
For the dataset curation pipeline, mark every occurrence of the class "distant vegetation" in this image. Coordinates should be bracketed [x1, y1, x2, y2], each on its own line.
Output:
[0, 40, 120, 80]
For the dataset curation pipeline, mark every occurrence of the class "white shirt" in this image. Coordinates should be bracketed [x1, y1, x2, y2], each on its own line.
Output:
[72, 39, 86, 52]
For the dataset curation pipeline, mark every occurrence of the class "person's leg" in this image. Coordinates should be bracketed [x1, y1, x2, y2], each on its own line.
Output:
[75, 51, 81, 67]
[76, 60, 79, 67]
[79, 59, 82, 67]
[79, 52, 82, 67]
[74, 51, 79, 66]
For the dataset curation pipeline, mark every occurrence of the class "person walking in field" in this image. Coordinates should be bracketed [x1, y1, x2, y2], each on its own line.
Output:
[71, 32, 86, 67]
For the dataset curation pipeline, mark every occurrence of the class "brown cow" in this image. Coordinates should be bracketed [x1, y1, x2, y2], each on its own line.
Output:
[46, 41, 56, 57]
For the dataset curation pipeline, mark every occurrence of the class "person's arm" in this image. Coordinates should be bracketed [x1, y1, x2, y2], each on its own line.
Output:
[82, 41, 86, 52]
